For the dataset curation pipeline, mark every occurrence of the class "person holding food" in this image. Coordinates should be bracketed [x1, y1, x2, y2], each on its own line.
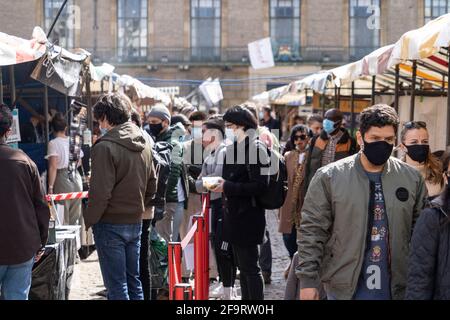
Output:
[196, 117, 237, 300]
[209, 106, 270, 300]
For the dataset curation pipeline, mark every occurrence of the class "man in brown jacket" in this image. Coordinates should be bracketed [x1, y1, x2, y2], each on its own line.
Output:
[0, 104, 50, 300]
[84, 94, 156, 300]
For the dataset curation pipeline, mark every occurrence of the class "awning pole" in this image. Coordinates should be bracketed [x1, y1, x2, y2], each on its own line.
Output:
[9, 65, 16, 106]
[351, 81, 355, 134]
[86, 73, 94, 131]
[447, 46, 450, 148]
[47, 0, 69, 38]
[334, 85, 338, 109]
[410, 60, 417, 121]
[44, 86, 50, 146]
[394, 64, 400, 114]
[0, 67, 3, 104]
[337, 87, 341, 110]
[371, 75, 376, 105]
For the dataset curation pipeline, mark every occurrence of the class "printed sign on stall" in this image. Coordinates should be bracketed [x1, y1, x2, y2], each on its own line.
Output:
[6, 108, 21, 144]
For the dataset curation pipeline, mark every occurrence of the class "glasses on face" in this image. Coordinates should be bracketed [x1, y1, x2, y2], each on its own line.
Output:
[404, 121, 427, 129]
[294, 134, 307, 141]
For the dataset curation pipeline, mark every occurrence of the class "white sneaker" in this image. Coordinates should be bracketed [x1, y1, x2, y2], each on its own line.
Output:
[222, 287, 233, 300]
[209, 282, 224, 298]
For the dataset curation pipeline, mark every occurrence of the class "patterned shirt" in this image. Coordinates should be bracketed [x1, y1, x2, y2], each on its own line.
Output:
[353, 172, 391, 300]
[321, 130, 344, 167]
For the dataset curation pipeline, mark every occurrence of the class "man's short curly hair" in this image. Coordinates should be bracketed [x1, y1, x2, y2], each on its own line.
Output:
[359, 104, 399, 137]
[0, 104, 13, 137]
[93, 93, 131, 126]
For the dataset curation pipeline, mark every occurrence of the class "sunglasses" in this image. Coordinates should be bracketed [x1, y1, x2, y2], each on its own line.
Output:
[404, 121, 427, 129]
[294, 134, 307, 141]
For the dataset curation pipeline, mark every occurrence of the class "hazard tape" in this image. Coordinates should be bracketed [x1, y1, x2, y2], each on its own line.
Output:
[46, 192, 89, 202]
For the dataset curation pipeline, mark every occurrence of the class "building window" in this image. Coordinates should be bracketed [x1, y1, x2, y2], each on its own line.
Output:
[44, 0, 75, 49]
[349, 0, 380, 60]
[191, 0, 221, 62]
[117, 0, 148, 62]
[425, 0, 450, 23]
[270, 0, 301, 62]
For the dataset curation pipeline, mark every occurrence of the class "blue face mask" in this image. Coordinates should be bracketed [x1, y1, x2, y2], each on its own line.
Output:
[322, 119, 336, 134]
[100, 127, 108, 136]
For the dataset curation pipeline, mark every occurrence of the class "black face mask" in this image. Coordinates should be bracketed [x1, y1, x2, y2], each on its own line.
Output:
[149, 123, 163, 137]
[406, 144, 429, 163]
[363, 140, 394, 166]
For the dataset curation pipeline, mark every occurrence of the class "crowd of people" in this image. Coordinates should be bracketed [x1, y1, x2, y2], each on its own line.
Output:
[1, 94, 450, 301]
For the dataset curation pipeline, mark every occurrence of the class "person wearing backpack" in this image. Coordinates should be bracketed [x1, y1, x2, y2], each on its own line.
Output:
[406, 153, 450, 300]
[196, 117, 237, 300]
[279, 124, 311, 279]
[147, 104, 188, 244]
[210, 106, 270, 300]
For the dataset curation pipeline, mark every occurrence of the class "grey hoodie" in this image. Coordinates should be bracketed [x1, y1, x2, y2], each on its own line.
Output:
[85, 122, 156, 228]
[195, 143, 226, 201]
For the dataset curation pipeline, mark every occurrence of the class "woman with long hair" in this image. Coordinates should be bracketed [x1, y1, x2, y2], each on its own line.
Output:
[406, 153, 450, 299]
[400, 121, 443, 200]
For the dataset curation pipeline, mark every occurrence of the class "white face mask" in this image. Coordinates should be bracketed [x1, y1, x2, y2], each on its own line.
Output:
[192, 127, 202, 140]
[225, 128, 236, 142]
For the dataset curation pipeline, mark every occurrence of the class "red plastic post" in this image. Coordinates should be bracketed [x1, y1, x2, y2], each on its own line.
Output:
[175, 284, 193, 300]
[168, 242, 182, 300]
[201, 193, 211, 299]
[193, 215, 205, 300]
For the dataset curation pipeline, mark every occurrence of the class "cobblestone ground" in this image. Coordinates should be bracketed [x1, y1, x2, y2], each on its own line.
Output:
[69, 210, 290, 300]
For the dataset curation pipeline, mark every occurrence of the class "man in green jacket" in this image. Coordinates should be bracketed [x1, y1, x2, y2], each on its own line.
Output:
[297, 104, 427, 300]
[147, 104, 188, 243]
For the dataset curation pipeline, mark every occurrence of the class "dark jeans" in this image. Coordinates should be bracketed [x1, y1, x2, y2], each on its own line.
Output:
[282, 225, 298, 259]
[233, 244, 264, 300]
[211, 199, 236, 287]
[259, 226, 272, 274]
[93, 222, 143, 300]
[140, 219, 152, 300]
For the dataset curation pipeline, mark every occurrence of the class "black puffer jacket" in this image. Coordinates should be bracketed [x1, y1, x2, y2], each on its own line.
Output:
[222, 135, 270, 246]
[405, 195, 450, 300]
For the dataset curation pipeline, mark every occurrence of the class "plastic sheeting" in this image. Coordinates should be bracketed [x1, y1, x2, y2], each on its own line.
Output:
[29, 231, 77, 300]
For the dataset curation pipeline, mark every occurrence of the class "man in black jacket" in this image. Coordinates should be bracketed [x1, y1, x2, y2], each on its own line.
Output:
[0, 105, 50, 300]
[211, 106, 270, 300]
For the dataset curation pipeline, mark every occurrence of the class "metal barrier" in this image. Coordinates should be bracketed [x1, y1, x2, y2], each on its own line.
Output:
[46, 191, 211, 300]
[168, 192, 210, 300]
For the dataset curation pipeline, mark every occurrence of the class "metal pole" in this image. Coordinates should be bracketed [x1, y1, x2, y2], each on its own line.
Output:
[351, 81, 355, 134]
[337, 87, 341, 110]
[371, 75, 376, 105]
[0, 67, 3, 104]
[46, 0, 69, 38]
[334, 85, 338, 109]
[394, 64, 400, 114]
[168, 242, 182, 300]
[9, 65, 16, 106]
[410, 60, 417, 121]
[44, 86, 50, 146]
[86, 74, 94, 131]
[447, 47, 450, 148]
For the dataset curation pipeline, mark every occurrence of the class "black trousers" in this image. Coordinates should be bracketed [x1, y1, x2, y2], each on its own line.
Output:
[140, 219, 152, 300]
[259, 226, 272, 274]
[211, 199, 236, 287]
[282, 225, 297, 259]
[233, 244, 264, 300]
